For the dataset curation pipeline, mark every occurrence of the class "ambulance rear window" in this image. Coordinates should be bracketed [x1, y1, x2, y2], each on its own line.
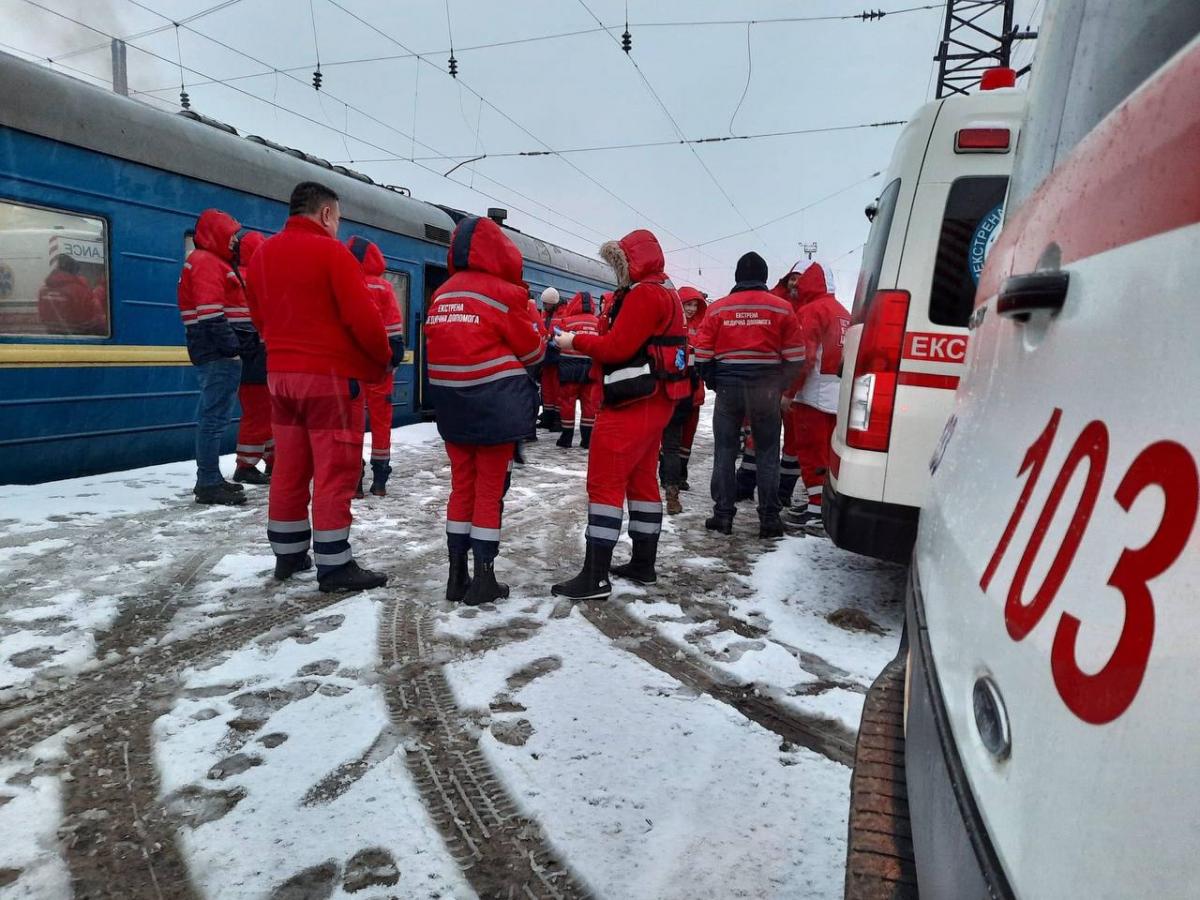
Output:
[928, 176, 1008, 327]
[852, 177, 901, 321]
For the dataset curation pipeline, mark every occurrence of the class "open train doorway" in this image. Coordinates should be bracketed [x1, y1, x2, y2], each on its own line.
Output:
[417, 263, 449, 419]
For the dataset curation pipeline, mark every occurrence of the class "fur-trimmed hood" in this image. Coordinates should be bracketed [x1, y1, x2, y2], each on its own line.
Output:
[600, 229, 667, 288]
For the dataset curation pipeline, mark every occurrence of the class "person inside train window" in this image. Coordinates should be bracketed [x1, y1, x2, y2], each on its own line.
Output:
[37, 254, 106, 336]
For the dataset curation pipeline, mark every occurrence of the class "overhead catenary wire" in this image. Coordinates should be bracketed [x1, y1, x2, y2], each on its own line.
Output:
[336, 120, 906, 164]
[727, 23, 753, 135]
[16, 0, 611, 251]
[49, 0, 249, 63]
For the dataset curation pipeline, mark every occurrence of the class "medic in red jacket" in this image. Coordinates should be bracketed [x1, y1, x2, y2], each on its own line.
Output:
[677, 286, 708, 489]
[554, 290, 605, 450]
[538, 287, 564, 431]
[551, 229, 689, 600]
[177, 209, 243, 365]
[231, 230, 273, 485]
[245, 181, 391, 593]
[37, 256, 105, 336]
[771, 267, 805, 505]
[782, 261, 850, 527]
[424, 215, 544, 606]
[347, 236, 405, 498]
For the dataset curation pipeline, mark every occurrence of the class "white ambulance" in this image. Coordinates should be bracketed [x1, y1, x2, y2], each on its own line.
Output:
[824, 72, 1023, 562]
[845, 2, 1200, 898]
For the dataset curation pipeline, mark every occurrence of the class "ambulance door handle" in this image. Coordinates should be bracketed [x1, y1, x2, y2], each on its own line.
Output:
[996, 271, 1069, 321]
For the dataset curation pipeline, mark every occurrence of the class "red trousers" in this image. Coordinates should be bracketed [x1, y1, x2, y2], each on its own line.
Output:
[585, 393, 674, 547]
[266, 372, 364, 573]
[780, 403, 804, 504]
[557, 379, 600, 429]
[365, 373, 394, 463]
[794, 404, 835, 512]
[446, 441, 514, 561]
[540, 365, 559, 412]
[236, 383, 274, 469]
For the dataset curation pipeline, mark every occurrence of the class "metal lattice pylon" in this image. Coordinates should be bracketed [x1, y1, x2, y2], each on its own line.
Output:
[934, 0, 1034, 97]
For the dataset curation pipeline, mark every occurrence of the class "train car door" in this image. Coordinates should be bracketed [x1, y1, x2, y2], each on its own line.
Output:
[417, 263, 449, 418]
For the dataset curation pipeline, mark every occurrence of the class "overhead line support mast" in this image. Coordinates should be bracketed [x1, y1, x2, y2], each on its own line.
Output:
[934, 0, 1037, 98]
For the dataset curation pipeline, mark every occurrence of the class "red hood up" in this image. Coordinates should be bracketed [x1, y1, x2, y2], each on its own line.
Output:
[792, 261, 837, 307]
[563, 291, 596, 316]
[447, 216, 525, 285]
[600, 229, 667, 287]
[238, 230, 266, 265]
[194, 209, 241, 262]
[346, 236, 386, 276]
[678, 285, 708, 322]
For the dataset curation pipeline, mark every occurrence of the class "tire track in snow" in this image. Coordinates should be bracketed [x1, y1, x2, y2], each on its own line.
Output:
[378, 597, 594, 900]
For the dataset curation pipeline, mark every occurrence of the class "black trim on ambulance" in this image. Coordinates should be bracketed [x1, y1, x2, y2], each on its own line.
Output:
[822, 482, 918, 564]
[905, 565, 1015, 900]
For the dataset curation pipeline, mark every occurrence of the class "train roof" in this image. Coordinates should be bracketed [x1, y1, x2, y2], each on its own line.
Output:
[0, 51, 613, 286]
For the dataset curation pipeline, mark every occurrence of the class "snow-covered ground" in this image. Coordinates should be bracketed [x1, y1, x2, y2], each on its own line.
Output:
[0, 411, 904, 899]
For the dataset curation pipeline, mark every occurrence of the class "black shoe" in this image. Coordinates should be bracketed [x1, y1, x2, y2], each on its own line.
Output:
[537, 410, 554, 430]
[463, 559, 509, 606]
[354, 461, 365, 500]
[446, 551, 470, 603]
[369, 460, 391, 497]
[274, 552, 312, 581]
[705, 516, 733, 535]
[194, 483, 246, 505]
[552, 541, 613, 600]
[611, 535, 659, 585]
[548, 412, 563, 433]
[580, 426, 592, 449]
[526, 431, 539, 442]
[556, 428, 574, 448]
[680, 460, 690, 491]
[318, 560, 388, 593]
[513, 442, 526, 466]
[219, 479, 245, 492]
[759, 516, 785, 539]
[233, 465, 270, 485]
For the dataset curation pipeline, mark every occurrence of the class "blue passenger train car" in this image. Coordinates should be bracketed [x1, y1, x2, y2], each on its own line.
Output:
[0, 51, 613, 485]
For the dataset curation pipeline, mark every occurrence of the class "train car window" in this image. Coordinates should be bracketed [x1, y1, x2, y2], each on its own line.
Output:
[383, 270, 410, 333]
[0, 199, 110, 338]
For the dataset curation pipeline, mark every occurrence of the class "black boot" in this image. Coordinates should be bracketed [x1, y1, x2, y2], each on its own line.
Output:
[369, 460, 391, 497]
[274, 551, 312, 581]
[513, 441, 526, 466]
[551, 541, 613, 600]
[233, 465, 270, 485]
[537, 408, 553, 430]
[463, 559, 509, 606]
[556, 428, 574, 448]
[354, 461, 365, 500]
[194, 483, 246, 506]
[611, 534, 659, 585]
[548, 411, 563, 433]
[318, 560, 388, 593]
[446, 551, 470, 603]
[759, 515, 785, 539]
[705, 515, 733, 535]
[580, 425, 592, 449]
[680, 458, 690, 492]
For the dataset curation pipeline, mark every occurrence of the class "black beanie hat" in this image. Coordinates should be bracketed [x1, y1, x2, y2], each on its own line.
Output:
[735, 251, 768, 285]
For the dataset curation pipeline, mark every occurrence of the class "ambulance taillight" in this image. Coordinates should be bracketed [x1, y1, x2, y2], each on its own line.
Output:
[846, 290, 911, 452]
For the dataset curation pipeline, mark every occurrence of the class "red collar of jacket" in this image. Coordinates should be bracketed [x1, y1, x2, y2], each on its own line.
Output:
[283, 215, 333, 238]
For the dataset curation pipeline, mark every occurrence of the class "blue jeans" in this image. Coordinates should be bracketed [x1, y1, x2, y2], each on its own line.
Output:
[194, 356, 242, 488]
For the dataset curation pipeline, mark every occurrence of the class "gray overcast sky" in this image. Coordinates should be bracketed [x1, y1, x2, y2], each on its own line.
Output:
[2, 0, 1043, 299]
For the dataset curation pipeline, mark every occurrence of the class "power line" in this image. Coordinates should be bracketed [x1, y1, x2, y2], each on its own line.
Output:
[50, 0, 249, 63]
[334, 120, 905, 163]
[15, 0, 609, 251]
[321, 0, 721, 262]
[575, 0, 772, 253]
[668, 170, 884, 252]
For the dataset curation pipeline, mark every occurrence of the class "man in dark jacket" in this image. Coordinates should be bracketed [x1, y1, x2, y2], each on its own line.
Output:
[176, 208, 246, 506]
[693, 252, 804, 538]
[246, 182, 391, 592]
[424, 216, 544, 606]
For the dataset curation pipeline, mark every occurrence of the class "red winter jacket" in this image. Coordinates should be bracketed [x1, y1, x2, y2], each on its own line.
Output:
[246, 215, 390, 382]
[679, 286, 708, 406]
[38, 268, 105, 335]
[177, 209, 243, 365]
[693, 280, 803, 387]
[424, 216, 544, 445]
[557, 291, 605, 384]
[786, 262, 850, 414]
[347, 236, 405, 370]
[574, 229, 687, 403]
